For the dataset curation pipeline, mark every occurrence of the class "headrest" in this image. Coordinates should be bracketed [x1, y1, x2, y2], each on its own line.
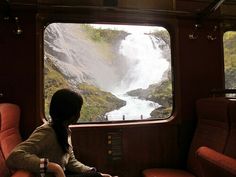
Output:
[196, 97, 230, 122]
[0, 103, 20, 132]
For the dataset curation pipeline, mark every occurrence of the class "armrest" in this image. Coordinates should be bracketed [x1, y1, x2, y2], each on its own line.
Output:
[11, 170, 34, 177]
[196, 146, 236, 177]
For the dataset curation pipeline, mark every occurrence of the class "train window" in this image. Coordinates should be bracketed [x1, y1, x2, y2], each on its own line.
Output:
[44, 23, 172, 123]
[224, 31, 236, 92]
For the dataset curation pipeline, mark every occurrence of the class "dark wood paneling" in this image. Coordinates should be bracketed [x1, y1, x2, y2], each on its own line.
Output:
[38, 0, 103, 6]
[178, 19, 224, 120]
[118, 0, 173, 10]
[0, 12, 38, 139]
[71, 124, 179, 177]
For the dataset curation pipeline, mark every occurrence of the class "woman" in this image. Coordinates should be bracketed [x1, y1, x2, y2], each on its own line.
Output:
[7, 89, 112, 177]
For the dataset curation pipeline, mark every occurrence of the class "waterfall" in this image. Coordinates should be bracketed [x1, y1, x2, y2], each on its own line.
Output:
[106, 31, 169, 120]
[115, 33, 169, 93]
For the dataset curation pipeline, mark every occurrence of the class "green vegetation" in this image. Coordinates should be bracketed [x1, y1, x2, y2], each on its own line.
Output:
[44, 56, 125, 122]
[224, 31, 236, 89]
[148, 80, 172, 118]
[44, 57, 70, 118]
[80, 24, 128, 43]
[127, 79, 172, 118]
[150, 106, 172, 119]
[77, 83, 126, 122]
[78, 24, 129, 63]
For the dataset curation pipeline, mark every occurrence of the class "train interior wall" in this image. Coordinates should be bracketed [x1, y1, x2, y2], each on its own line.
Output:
[0, 0, 231, 177]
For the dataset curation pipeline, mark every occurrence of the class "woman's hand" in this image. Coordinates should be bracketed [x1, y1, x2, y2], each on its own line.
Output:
[100, 173, 112, 177]
[47, 162, 66, 177]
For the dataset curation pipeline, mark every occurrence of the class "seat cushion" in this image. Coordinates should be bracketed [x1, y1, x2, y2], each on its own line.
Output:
[142, 168, 195, 177]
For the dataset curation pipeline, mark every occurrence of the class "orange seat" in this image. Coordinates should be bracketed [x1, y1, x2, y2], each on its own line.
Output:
[0, 103, 33, 177]
[196, 146, 236, 177]
[142, 168, 195, 177]
[196, 100, 236, 177]
[143, 97, 231, 177]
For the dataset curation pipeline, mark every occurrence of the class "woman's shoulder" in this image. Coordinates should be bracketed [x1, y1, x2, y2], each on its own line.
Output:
[37, 123, 52, 130]
[12, 123, 56, 151]
[30, 123, 55, 138]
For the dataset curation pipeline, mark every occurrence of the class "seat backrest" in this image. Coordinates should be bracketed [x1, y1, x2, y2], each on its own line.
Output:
[224, 100, 236, 158]
[0, 103, 22, 177]
[187, 97, 231, 177]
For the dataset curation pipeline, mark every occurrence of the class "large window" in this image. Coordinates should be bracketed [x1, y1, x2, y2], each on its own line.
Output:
[223, 31, 236, 92]
[44, 23, 173, 122]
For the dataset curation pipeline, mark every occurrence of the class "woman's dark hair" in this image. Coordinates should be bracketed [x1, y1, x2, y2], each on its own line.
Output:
[49, 89, 83, 153]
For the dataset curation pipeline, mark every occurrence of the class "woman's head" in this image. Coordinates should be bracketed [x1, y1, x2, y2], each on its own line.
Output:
[49, 89, 83, 125]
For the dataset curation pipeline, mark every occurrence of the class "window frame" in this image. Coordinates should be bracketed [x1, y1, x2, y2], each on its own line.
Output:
[36, 8, 178, 125]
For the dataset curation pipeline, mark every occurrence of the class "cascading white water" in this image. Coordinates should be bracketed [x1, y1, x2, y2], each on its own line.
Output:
[106, 32, 169, 120]
[116, 33, 169, 93]
[106, 94, 160, 120]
